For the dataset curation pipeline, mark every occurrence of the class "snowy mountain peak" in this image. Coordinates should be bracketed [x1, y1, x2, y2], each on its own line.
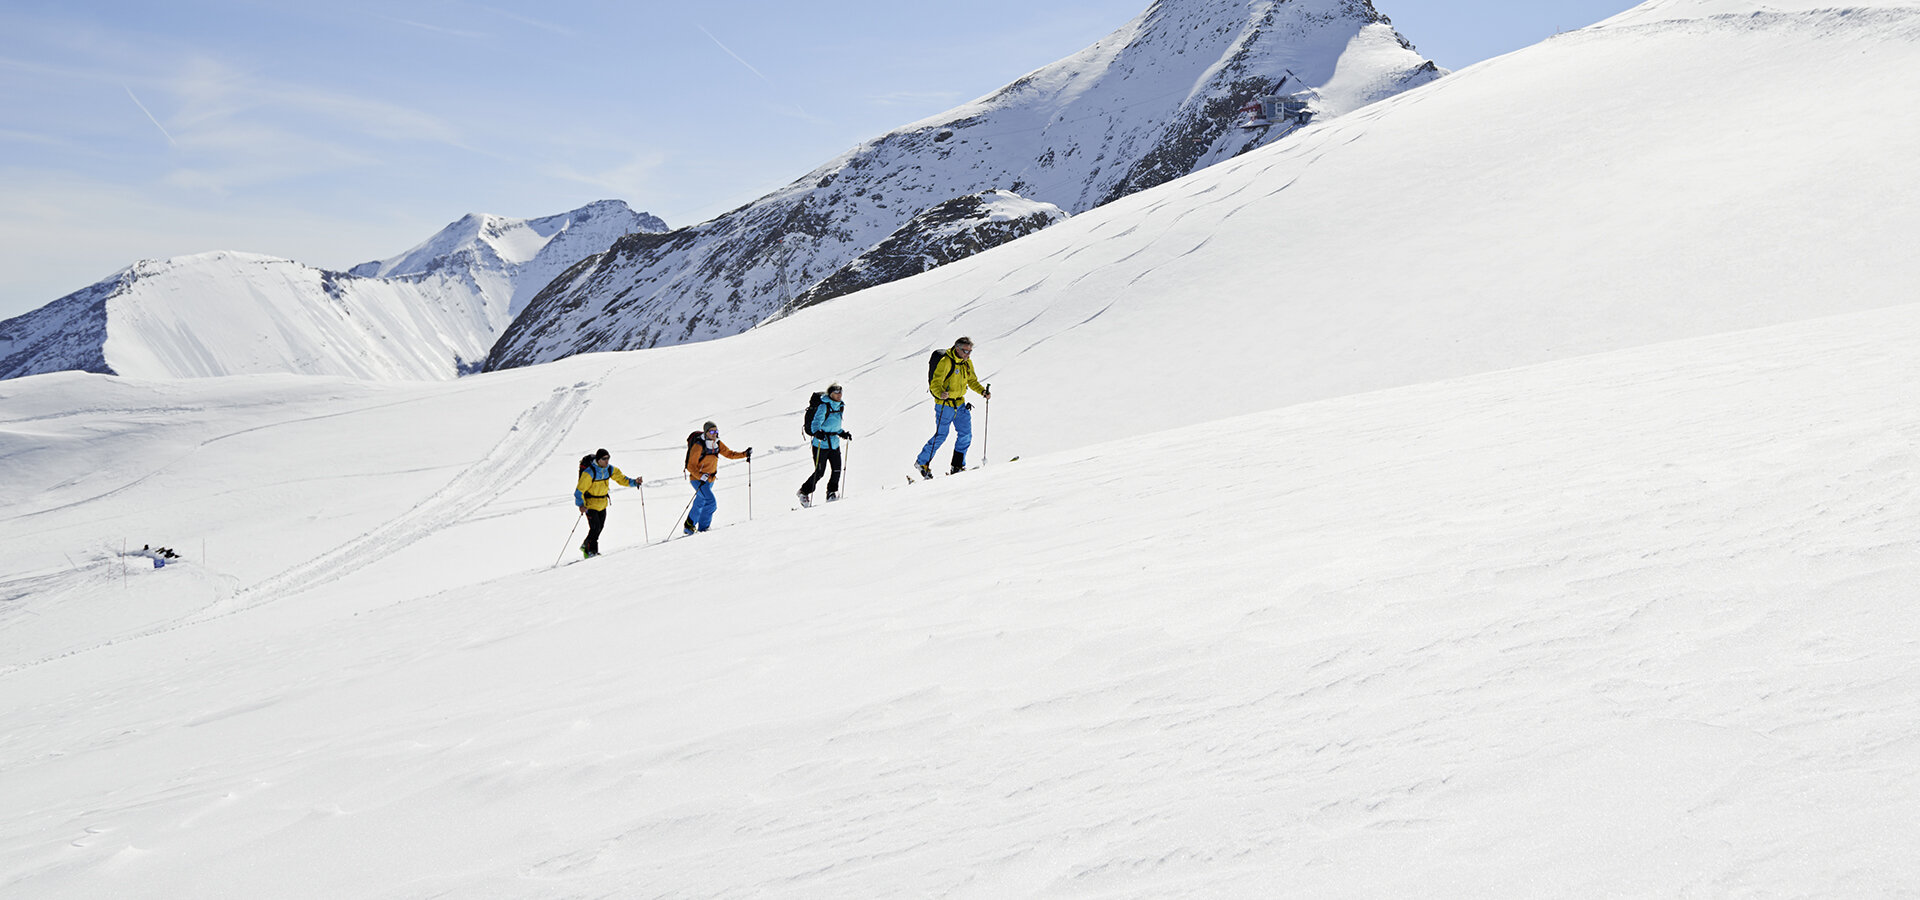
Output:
[1, 202, 666, 382]
[483, 0, 1440, 371]
[348, 200, 666, 285]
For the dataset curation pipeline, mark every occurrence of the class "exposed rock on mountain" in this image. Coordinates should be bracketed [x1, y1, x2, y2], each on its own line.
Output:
[484, 0, 1441, 371]
[786, 191, 1068, 314]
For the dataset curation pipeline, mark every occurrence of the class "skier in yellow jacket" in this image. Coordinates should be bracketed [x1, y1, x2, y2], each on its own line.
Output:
[574, 449, 641, 558]
[915, 336, 991, 479]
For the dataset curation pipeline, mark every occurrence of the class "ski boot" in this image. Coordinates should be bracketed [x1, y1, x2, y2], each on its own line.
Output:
[797, 491, 812, 508]
[917, 463, 934, 481]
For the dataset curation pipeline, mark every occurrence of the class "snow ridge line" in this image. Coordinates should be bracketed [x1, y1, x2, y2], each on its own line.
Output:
[1586, 6, 1920, 40]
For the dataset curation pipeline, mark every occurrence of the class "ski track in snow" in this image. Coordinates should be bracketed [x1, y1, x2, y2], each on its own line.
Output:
[0, 381, 599, 676]
[208, 381, 599, 617]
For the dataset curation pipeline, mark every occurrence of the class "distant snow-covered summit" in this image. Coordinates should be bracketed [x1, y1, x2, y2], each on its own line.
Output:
[0, 201, 665, 381]
[483, 0, 1441, 371]
[349, 199, 667, 318]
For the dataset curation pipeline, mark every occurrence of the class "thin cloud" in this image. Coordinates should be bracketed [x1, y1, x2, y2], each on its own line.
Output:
[477, 5, 574, 38]
[372, 15, 486, 40]
[547, 150, 670, 200]
[872, 90, 966, 107]
[124, 85, 177, 146]
[0, 128, 77, 149]
[169, 57, 469, 148]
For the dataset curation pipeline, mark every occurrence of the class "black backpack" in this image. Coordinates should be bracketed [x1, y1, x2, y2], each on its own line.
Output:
[927, 349, 948, 383]
[578, 453, 597, 474]
[801, 391, 829, 437]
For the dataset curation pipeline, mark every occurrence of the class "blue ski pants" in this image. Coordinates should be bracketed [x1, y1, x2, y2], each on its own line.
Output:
[916, 402, 972, 467]
[687, 478, 717, 532]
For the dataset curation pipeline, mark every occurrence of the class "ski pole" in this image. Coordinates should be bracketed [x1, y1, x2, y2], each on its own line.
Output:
[638, 482, 651, 543]
[554, 508, 584, 567]
[667, 491, 697, 541]
[982, 390, 991, 468]
[842, 439, 851, 498]
[747, 455, 754, 520]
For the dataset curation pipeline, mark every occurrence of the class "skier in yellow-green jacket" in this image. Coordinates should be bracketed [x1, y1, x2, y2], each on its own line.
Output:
[915, 336, 990, 479]
[574, 449, 641, 558]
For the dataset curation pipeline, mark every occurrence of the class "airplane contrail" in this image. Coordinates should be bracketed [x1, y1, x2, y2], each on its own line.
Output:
[693, 23, 815, 120]
[694, 23, 770, 84]
[124, 85, 177, 146]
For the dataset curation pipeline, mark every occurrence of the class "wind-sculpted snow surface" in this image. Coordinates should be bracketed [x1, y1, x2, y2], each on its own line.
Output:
[0, 201, 664, 381]
[483, 0, 1440, 370]
[4, 303, 1920, 897]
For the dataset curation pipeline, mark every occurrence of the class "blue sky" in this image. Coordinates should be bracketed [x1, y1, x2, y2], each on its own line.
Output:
[0, 0, 1638, 319]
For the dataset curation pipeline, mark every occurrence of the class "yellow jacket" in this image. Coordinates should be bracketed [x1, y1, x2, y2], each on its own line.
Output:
[930, 351, 988, 407]
[575, 463, 638, 511]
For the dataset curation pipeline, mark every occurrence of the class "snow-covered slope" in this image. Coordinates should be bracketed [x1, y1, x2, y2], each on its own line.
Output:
[483, 0, 1440, 369]
[4, 0, 1920, 895]
[0, 252, 513, 380]
[0, 201, 664, 382]
[3, 307, 1917, 898]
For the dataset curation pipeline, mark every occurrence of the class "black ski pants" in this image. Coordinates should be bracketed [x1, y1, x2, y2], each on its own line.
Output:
[582, 508, 608, 554]
[800, 446, 842, 496]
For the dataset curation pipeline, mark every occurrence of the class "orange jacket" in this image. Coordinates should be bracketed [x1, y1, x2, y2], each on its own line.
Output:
[685, 435, 746, 482]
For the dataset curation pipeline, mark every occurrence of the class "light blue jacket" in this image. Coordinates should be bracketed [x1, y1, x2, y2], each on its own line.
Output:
[810, 397, 846, 450]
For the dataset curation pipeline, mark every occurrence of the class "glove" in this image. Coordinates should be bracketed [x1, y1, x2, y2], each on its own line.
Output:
[838, 431, 852, 440]
[745, 448, 753, 460]
[702, 474, 713, 483]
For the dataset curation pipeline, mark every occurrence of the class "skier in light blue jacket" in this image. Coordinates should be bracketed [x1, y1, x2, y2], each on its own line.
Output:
[798, 384, 850, 506]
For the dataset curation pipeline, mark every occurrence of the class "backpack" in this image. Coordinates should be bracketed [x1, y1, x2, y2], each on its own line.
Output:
[927, 349, 948, 383]
[578, 453, 597, 475]
[801, 391, 829, 437]
[687, 431, 710, 462]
